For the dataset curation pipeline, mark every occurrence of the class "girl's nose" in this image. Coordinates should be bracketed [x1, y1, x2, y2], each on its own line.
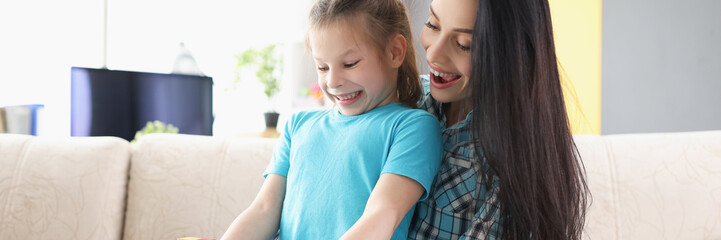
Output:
[325, 69, 344, 88]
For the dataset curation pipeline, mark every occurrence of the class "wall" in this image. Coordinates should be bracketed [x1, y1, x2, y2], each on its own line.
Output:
[549, 0, 603, 134]
[602, 0, 721, 134]
[404, 0, 432, 76]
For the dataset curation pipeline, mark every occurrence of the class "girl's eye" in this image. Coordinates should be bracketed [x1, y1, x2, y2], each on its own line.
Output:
[317, 66, 329, 71]
[425, 21, 439, 31]
[456, 42, 470, 52]
[344, 60, 360, 68]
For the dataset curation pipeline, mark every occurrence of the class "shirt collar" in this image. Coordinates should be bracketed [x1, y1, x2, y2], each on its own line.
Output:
[421, 92, 473, 132]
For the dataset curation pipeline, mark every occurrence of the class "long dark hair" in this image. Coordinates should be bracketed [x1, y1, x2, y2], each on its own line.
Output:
[468, 0, 589, 238]
[307, 0, 421, 108]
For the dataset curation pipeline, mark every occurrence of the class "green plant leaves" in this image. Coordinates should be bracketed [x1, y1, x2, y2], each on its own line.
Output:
[233, 44, 283, 98]
[131, 120, 179, 143]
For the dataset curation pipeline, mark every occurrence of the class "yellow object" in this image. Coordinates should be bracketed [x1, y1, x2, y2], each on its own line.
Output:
[549, 0, 602, 134]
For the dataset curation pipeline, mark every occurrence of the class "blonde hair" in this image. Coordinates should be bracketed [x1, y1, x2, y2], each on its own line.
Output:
[306, 0, 421, 108]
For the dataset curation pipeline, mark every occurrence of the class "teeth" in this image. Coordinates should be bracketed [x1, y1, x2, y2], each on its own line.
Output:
[336, 91, 360, 100]
[431, 69, 457, 78]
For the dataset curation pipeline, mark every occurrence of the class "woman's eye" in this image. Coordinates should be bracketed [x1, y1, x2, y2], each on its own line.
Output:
[317, 66, 329, 71]
[456, 42, 471, 52]
[425, 21, 439, 31]
[344, 60, 360, 68]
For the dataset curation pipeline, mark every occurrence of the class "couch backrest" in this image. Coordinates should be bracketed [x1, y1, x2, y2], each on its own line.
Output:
[576, 130, 721, 239]
[8, 130, 714, 239]
[0, 134, 129, 240]
[123, 134, 277, 240]
[125, 131, 721, 240]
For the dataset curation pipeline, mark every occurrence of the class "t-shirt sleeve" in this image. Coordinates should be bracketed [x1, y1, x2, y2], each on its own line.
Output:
[263, 113, 296, 178]
[381, 111, 443, 201]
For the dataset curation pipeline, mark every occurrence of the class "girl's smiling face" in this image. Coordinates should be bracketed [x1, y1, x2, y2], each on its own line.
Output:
[421, 0, 477, 103]
[309, 21, 400, 116]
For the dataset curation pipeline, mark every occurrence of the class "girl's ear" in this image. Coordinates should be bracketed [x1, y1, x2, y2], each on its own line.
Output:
[387, 34, 407, 68]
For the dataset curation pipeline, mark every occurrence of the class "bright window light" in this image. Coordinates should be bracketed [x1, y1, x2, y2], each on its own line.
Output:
[0, 0, 314, 137]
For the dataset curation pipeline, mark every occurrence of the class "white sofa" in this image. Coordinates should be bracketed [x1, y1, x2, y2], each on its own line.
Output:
[1, 131, 720, 239]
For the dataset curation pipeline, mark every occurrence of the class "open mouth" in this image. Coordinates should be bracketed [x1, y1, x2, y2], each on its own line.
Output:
[430, 68, 462, 83]
[429, 65, 462, 90]
[333, 90, 363, 105]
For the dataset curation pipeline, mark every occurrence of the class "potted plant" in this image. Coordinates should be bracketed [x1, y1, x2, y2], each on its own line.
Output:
[131, 120, 179, 144]
[234, 44, 283, 128]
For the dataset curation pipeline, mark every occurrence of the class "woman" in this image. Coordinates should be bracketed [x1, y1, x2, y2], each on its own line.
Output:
[408, 0, 590, 239]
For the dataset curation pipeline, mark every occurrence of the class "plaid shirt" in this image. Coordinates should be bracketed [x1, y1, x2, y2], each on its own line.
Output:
[408, 76, 503, 240]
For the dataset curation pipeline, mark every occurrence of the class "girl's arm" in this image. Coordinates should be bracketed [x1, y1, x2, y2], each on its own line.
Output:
[340, 173, 425, 240]
[220, 174, 287, 240]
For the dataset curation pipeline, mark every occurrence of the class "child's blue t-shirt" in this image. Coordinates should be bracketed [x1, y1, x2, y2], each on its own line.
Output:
[264, 102, 443, 239]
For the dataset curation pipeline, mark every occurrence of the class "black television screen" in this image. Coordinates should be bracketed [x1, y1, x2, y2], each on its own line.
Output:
[71, 67, 213, 141]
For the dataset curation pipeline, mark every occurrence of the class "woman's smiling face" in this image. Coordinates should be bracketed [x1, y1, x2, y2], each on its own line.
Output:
[421, 0, 477, 103]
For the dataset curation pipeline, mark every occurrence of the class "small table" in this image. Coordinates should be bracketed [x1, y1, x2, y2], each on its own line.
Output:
[236, 127, 280, 138]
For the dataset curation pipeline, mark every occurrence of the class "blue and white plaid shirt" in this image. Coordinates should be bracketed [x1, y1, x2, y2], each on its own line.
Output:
[408, 76, 503, 240]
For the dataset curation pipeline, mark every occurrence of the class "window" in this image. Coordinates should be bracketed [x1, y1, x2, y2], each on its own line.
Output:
[0, 0, 314, 136]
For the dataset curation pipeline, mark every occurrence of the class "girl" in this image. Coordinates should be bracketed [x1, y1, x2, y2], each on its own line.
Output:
[408, 0, 590, 239]
[221, 0, 442, 239]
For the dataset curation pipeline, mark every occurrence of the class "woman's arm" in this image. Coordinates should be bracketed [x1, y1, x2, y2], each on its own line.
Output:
[220, 174, 287, 240]
[340, 173, 425, 240]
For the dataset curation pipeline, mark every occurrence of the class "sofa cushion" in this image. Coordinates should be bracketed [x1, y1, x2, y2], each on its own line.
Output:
[603, 131, 721, 239]
[123, 134, 277, 240]
[0, 134, 129, 240]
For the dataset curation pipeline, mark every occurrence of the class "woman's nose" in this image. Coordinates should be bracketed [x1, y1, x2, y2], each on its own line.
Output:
[424, 36, 448, 65]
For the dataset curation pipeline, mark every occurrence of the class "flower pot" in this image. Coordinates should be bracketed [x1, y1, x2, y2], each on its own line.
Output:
[264, 112, 280, 128]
